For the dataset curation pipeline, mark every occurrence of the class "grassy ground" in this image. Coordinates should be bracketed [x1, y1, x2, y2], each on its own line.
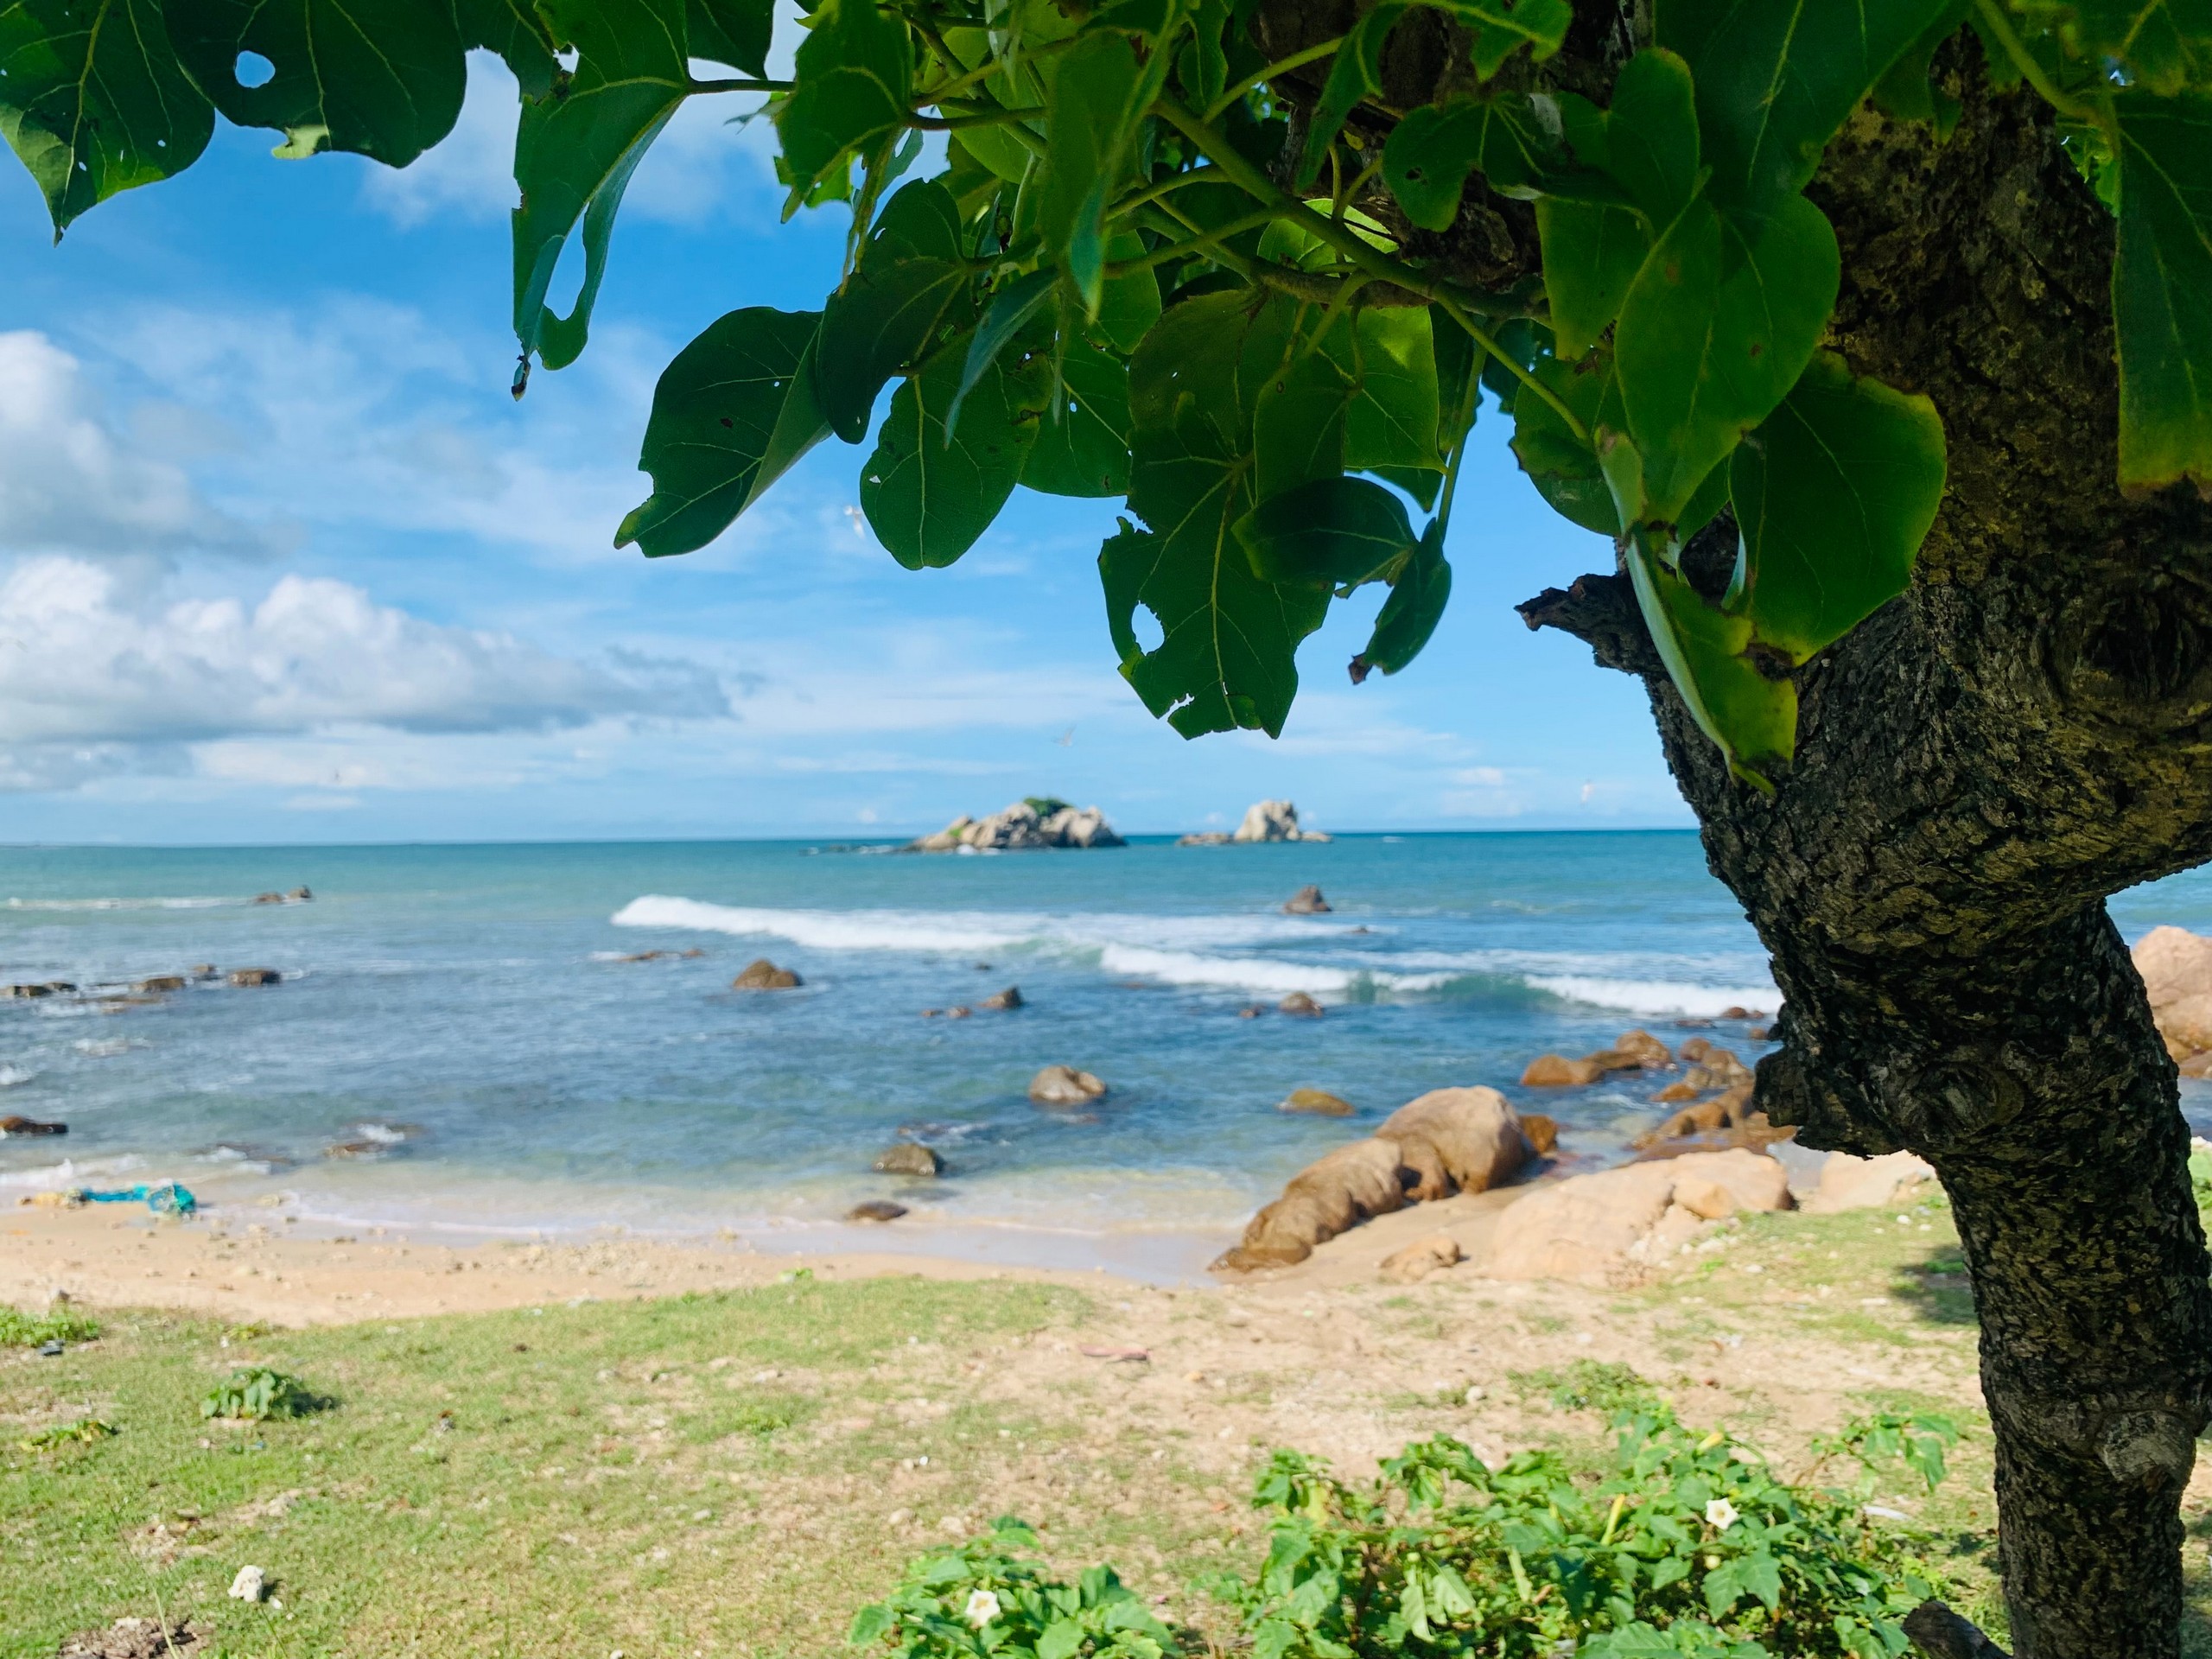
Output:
[3, 1195, 2206, 1657]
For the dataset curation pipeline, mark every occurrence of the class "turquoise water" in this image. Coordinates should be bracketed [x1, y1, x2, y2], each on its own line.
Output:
[0, 835, 2203, 1258]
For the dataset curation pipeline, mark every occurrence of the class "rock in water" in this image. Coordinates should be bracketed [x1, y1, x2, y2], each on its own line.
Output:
[1611, 1029, 1672, 1069]
[1521, 1053, 1601, 1086]
[227, 968, 280, 987]
[1281, 885, 1331, 914]
[1380, 1233, 1462, 1284]
[731, 959, 802, 990]
[1233, 799, 1330, 842]
[135, 976, 188, 994]
[873, 1143, 944, 1177]
[847, 1200, 907, 1223]
[1028, 1065, 1108, 1106]
[979, 986, 1024, 1011]
[1176, 830, 1232, 846]
[1279, 1088, 1355, 1116]
[1278, 991, 1324, 1017]
[1039, 804, 1125, 848]
[1519, 1113, 1560, 1155]
[0, 1115, 66, 1135]
[1377, 1087, 1530, 1202]
[910, 801, 1124, 851]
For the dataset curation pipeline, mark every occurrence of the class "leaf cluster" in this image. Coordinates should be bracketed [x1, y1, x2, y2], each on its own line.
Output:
[200, 1365, 326, 1421]
[0, 1305, 101, 1346]
[4, 0, 2209, 776]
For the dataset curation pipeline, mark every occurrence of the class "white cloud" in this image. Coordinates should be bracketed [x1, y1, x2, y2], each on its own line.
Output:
[0, 333, 270, 559]
[0, 556, 728, 753]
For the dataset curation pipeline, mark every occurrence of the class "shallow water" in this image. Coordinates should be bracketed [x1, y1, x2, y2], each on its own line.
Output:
[0, 834, 2203, 1250]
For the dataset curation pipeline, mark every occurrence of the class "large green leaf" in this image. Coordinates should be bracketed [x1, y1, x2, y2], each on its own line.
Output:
[815, 178, 971, 442]
[0, 0, 213, 232]
[1034, 29, 1154, 314]
[1380, 94, 1556, 231]
[1656, 0, 1953, 217]
[1096, 229, 1160, 354]
[1730, 351, 1945, 660]
[454, 0, 559, 99]
[688, 0, 772, 77]
[1021, 334, 1133, 497]
[164, 0, 464, 162]
[1592, 48, 1700, 228]
[775, 0, 911, 197]
[1352, 517, 1452, 678]
[512, 0, 688, 374]
[2015, 0, 2212, 93]
[2114, 92, 2212, 489]
[1611, 192, 1839, 526]
[1510, 350, 1620, 534]
[1426, 0, 1572, 78]
[1538, 200, 1649, 358]
[616, 308, 834, 557]
[1329, 307, 1442, 472]
[1236, 474, 1416, 588]
[861, 327, 1048, 569]
[1627, 540, 1797, 786]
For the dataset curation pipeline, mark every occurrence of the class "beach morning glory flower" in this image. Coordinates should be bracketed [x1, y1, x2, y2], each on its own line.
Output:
[964, 1589, 1001, 1627]
[1706, 1497, 1739, 1530]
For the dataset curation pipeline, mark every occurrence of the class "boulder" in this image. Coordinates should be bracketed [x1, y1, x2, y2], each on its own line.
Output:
[1235, 799, 1329, 842]
[1679, 1036, 1715, 1063]
[1611, 1029, 1673, 1069]
[189, 964, 217, 978]
[1281, 885, 1332, 914]
[1522, 1053, 1602, 1087]
[1028, 1065, 1108, 1106]
[1483, 1149, 1794, 1285]
[1800, 1149, 1937, 1213]
[2133, 925, 2212, 1058]
[134, 976, 188, 994]
[227, 968, 281, 987]
[874, 1143, 944, 1178]
[1381, 1233, 1462, 1284]
[1520, 1113, 1559, 1155]
[0, 1115, 66, 1135]
[1279, 1088, 1355, 1116]
[911, 817, 974, 853]
[1279, 991, 1325, 1016]
[960, 804, 1046, 850]
[288, 887, 313, 902]
[1682, 1047, 1754, 1090]
[979, 986, 1024, 1011]
[848, 1200, 907, 1223]
[732, 959, 802, 990]
[1376, 1087, 1529, 1201]
[1039, 805, 1125, 849]
[1212, 1136, 1410, 1270]
[1653, 1079, 1700, 1103]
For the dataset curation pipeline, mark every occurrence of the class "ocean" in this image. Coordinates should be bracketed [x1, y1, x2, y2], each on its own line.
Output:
[2, 834, 2205, 1274]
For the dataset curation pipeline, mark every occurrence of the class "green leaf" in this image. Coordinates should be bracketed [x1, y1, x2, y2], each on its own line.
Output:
[1381, 94, 1555, 231]
[1035, 29, 1150, 315]
[454, 0, 559, 98]
[816, 178, 972, 442]
[616, 308, 833, 557]
[1657, 0, 1955, 217]
[1628, 540, 1796, 786]
[1353, 517, 1451, 678]
[512, 0, 688, 374]
[1611, 192, 1839, 525]
[1597, 48, 1701, 228]
[688, 0, 772, 77]
[2014, 0, 2212, 93]
[1510, 349, 1620, 534]
[1730, 351, 1944, 661]
[1427, 0, 1573, 78]
[1096, 230, 1161, 355]
[950, 268, 1056, 435]
[163, 0, 464, 163]
[1538, 200, 1649, 359]
[1869, 0, 1969, 132]
[862, 327, 1048, 568]
[1333, 307, 1442, 471]
[0, 0, 214, 233]
[2115, 92, 2212, 490]
[1021, 334, 1133, 497]
[1294, 0, 1405, 189]
[1237, 475, 1415, 588]
[776, 0, 912, 197]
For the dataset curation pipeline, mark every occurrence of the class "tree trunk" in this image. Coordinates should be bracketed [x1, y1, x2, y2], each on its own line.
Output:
[1491, 29, 2212, 1659]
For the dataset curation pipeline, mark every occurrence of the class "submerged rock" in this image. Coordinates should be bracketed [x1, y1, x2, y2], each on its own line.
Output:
[1611, 1029, 1673, 1069]
[1521, 1054, 1600, 1086]
[1278, 991, 1324, 1017]
[978, 986, 1024, 1011]
[1278, 1088, 1355, 1116]
[227, 969, 281, 987]
[731, 958, 802, 990]
[873, 1142, 944, 1177]
[135, 976, 188, 994]
[847, 1200, 907, 1223]
[1028, 1065, 1108, 1106]
[1281, 885, 1332, 914]
[0, 1115, 66, 1136]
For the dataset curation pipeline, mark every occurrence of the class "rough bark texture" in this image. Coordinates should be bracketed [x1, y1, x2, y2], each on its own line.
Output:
[1251, 6, 2212, 1651]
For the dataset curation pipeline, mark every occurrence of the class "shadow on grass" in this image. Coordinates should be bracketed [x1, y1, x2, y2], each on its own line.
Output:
[1891, 1241, 1976, 1325]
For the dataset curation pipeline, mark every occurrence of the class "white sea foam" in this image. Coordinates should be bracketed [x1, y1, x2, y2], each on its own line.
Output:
[1527, 976, 1777, 1017]
[73, 1037, 143, 1057]
[0, 1065, 36, 1087]
[4, 895, 244, 910]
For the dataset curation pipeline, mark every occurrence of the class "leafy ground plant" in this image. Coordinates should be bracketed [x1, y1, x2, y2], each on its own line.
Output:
[200, 1367, 323, 1423]
[0, 1306, 100, 1347]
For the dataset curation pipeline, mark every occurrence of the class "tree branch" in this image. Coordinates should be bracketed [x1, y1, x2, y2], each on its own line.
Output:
[1516, 573, 1662, 679]
[1904, 1599, 2012, 1659]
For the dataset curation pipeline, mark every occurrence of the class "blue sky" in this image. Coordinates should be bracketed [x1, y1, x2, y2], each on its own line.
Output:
[0, 44, 1691, 843]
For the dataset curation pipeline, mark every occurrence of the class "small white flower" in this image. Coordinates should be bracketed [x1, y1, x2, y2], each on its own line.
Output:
[1705, 1497, 1739, 1531]
[963, 1589, 1002, 1628]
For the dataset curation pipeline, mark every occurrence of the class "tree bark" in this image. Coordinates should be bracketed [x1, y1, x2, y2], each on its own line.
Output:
[1513, 39, 2212, 1658]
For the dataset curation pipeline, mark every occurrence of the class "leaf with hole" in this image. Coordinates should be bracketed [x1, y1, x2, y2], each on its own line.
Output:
[2114, 92, 2212, 490]
[617, 308, 833, 557]
[1381, 94, 1557, 231]
[163, 0, 464, 163]
[454, 0, 560, 98]
[861, 327, 1049, 568]
[1730, 351, 1945, 662]
[0, 0, 214, 233]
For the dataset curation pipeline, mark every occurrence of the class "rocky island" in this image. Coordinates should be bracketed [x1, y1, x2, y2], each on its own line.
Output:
[906, 798, 1122, 851]
[1179, 798, 1331, 845]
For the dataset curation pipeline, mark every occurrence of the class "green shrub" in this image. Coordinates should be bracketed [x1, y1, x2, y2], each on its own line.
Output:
[1810, 1413, 1960, 1498]
[201, 1367, 325, 1421]
[849, 1517, 1174, 1659]
[0, 1306, 101, 1347]
[16, 1418, 117, 1450]
[1512, 1360, 1663, 1416]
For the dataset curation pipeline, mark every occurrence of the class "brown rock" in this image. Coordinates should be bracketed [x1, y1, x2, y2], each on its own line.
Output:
[227, 968, 281, 987]
[731, 958, 801, 990]
[1519, 1113, 1559, 1155]
[1381, 1233, 1462, 1284]
[1213, 1136, 1410, 1270]
[4, 982, 55, 998]
[979, 986, 1024, 1011]
[188, 964, 217, 978]
[847, 1200, 907, 1223]
[288, 887, 313, 902]
[1482, 1149, 1793, 1284]
[1679, 1036, 1714, 1063]
[1653, 1079, 1700, 1103]
[946, 1006, 972, 1019]
[1278, 991, 1325, 1017]
[1720, 1005, 1753, 1020]
[1282, 885, 1332, 914]
[1279, 1088, 1355, 1116]
[2133, 925, 2212, 1058]
[1378, 1086, 1529, 1200]
[1801, 1149, 1937, 1213]
[1236, 1005, 1265, 1019]
[873, 1142, 944, 1177]
[1521, 1053, 1602, 1086]
[1611, 1028, 1673, 1069]
[252, 892, 286, 905]
[0, 1115, 66, 1135]
[1028, 1065, 1108, 1106]
[135, 976, 188, 994]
